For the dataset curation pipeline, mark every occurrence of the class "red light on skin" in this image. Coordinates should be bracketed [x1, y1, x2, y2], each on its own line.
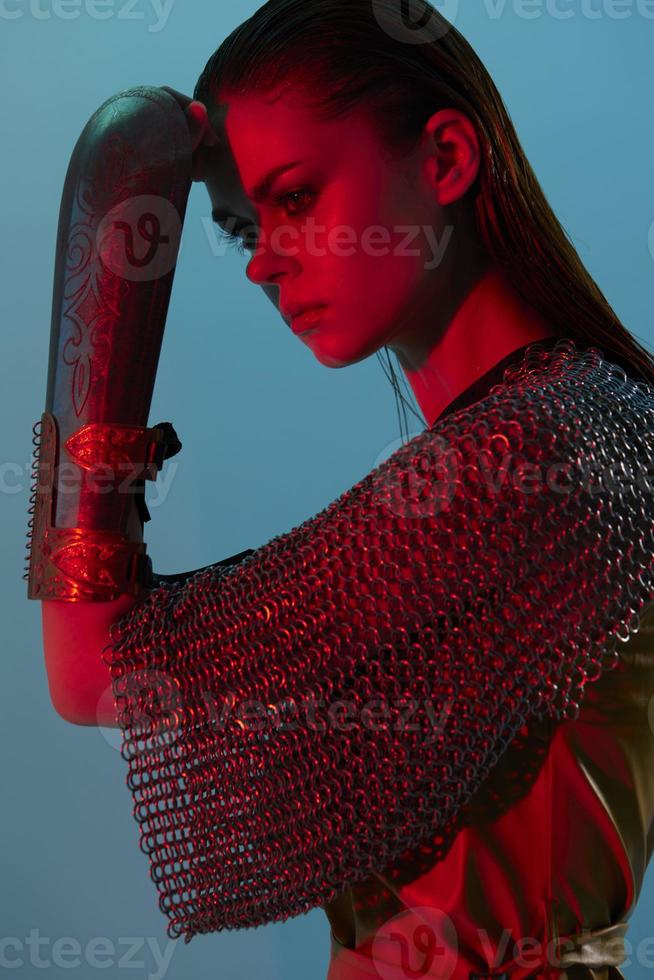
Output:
[291, 305, 327, 335]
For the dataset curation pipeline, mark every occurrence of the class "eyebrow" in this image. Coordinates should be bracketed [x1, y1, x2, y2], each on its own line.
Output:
[211, 160, 303, 224]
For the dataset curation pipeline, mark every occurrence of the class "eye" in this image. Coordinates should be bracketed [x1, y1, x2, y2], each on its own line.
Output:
[213, 188, 315, 257]
[273, 187, 316, 216]
[215, 222, 258, 255]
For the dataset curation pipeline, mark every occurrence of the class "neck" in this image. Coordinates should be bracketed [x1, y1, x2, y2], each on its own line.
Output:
[390, 265, 559, 428]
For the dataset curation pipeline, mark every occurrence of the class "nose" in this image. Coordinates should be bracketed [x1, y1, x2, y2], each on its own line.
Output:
[245, 230, 299, 287]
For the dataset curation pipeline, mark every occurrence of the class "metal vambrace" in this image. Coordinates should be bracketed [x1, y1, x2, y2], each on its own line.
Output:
[24, 86, 191, 602]
[102, 339, 654, 942]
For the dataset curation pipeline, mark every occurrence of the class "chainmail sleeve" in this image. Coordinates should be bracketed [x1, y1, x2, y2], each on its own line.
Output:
[101, 337, 654, 942]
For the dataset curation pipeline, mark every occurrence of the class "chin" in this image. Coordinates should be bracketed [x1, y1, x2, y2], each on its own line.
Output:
[311, 348, 350, 369]
[308, 332, 379, 370]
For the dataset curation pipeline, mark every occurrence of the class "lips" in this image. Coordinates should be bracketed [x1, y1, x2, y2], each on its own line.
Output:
[290, 306, 326, 334]
[281, 302, 325, 320]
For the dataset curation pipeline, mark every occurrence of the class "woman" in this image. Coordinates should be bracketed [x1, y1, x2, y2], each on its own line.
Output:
[38, 2, 654, 977]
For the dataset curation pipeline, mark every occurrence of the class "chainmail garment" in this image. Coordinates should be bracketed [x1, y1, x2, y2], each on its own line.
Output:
[102, 337, 654, 942]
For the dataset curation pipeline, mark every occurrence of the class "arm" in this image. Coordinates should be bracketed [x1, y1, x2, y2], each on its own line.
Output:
[42, 591, 143, 728]
[100, 340, 654, 941]
[40, 489, 145, 727]
[29, 86, 219, 726]
[42, 540, 255, 727]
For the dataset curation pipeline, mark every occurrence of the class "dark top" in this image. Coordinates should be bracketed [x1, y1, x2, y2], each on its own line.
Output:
[433, 334, 564, 426]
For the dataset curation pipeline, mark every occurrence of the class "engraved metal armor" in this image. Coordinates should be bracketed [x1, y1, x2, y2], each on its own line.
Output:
[24, 86, 191, 601]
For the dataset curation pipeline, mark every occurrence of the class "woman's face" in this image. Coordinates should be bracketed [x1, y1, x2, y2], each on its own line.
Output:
[202, 86, 478, 368]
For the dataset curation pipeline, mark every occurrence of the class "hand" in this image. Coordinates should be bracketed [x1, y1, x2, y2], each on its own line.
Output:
[160, 85, 220, 182]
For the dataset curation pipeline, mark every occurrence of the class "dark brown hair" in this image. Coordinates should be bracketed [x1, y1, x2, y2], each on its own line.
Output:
[194, 0, 654, 419]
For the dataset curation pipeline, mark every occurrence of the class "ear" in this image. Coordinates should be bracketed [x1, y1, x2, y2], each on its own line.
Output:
[422, 108, 481, 206]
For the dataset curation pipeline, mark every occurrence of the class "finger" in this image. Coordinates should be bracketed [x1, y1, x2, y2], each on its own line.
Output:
[160, 86, 220, 168]
[161, 87, 220, 151]
[159, 84, 193, 111]
[160, 85, 203, 151]
[187, 100, 220, 147]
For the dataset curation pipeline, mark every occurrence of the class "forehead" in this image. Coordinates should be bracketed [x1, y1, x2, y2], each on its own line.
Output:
[203, 89, 381, 217]
[211, 86, 348, 157]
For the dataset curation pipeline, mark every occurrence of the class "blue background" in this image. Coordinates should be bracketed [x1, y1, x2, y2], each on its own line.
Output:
[2, 2, 654, 978]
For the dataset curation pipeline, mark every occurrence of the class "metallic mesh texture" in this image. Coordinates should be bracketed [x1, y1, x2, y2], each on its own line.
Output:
[102, 337, 654, 942]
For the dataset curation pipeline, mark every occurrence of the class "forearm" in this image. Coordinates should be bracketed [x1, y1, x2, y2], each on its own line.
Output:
[41, 534, 256, 727]
[26, 86, 193, 728]
[41, 591, 144, 728]
[41, 497, 146, 729]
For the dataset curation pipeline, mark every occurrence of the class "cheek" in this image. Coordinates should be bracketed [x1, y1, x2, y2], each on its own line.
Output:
[300, 175, 431, 342]
[305, 255, 420, 365]
[320, 182, 428, 306]
[327, 233, 426, 315]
